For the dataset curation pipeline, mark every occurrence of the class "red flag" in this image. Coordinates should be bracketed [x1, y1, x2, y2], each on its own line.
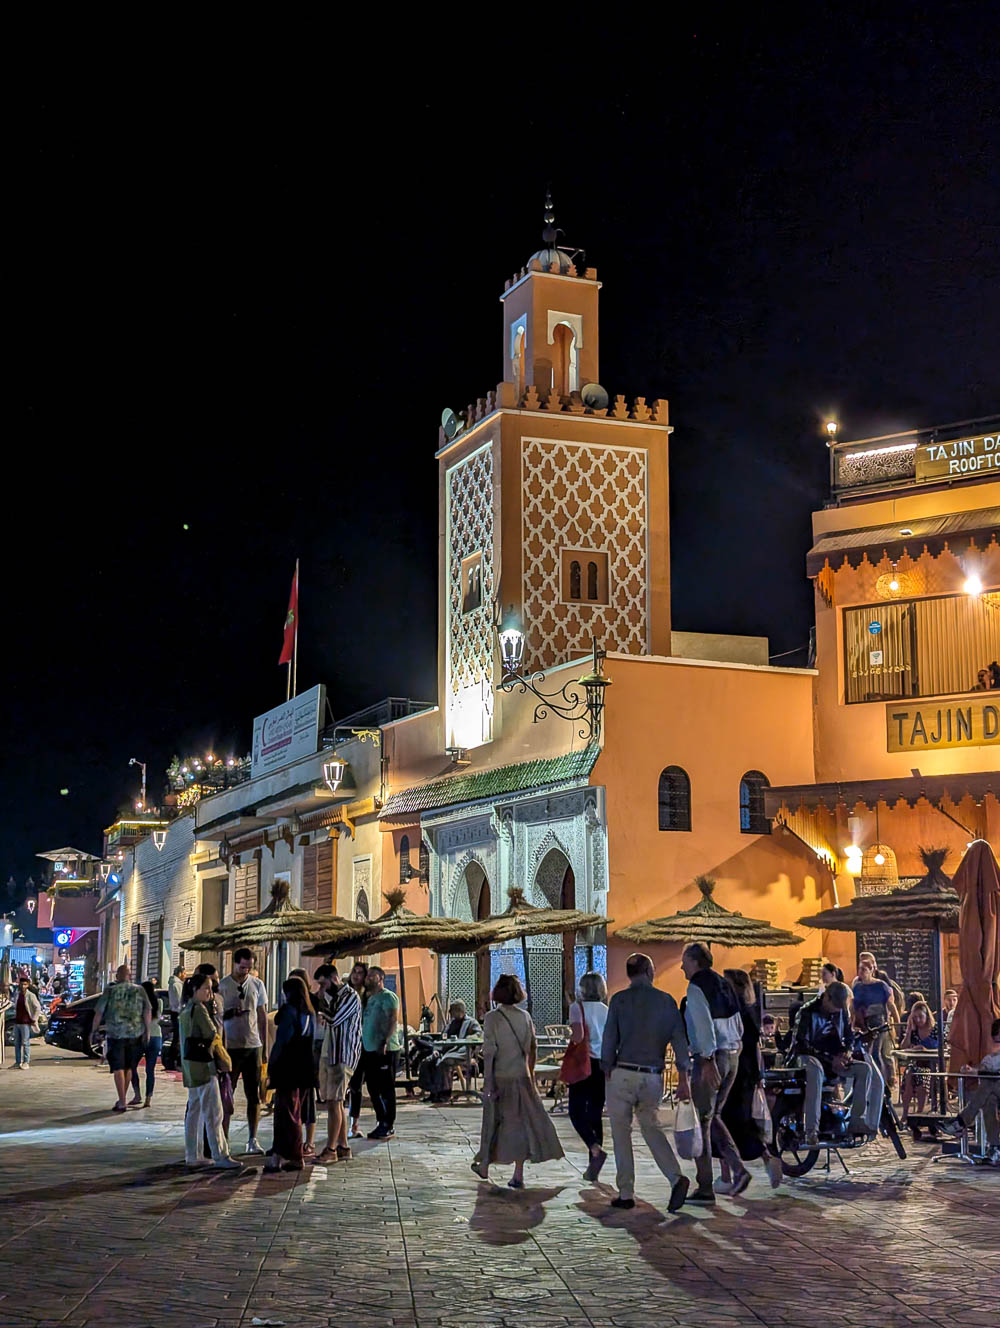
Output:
[278, 564, 298, 666]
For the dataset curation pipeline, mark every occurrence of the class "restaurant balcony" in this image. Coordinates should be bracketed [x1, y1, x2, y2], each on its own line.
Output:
[828, 414, 999, 503]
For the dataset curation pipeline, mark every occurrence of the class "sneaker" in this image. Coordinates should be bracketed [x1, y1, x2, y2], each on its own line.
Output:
[244, 1138, 265, 1155]
[368, 1126, 389, 1140]
[316, 1148, 339, 1164]
[731, 1170, 752, 1197]
[667, 1176, 690, 1213]
[610, 1196, 635, 1209]
[714, 1178, 735, 1194]
[686, 1188, 716, 1204]
[213, 1157, 243, 1171]
[765, 1155, 783, 1189]
[804, 1130, 819, 1147]
[938, 1119, 964, 1140]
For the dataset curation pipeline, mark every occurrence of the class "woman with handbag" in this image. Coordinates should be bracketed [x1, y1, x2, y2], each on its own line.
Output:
[179, 974, 241, 1170]
[563, 971, 610, 1181]
[471, 974, 563, 1189]
[719, 969, 782, 1189]
[264, 975, 317, 1173]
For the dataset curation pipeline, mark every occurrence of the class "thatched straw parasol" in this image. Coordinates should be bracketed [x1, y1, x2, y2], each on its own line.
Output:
[615, 876, 805, 948]
[797, 848, 959, 935]
[475, 886, 608, 1014]
[178, 879, 374, 954]
[302, 887, 494, 1065]
[798, 847, 959, 1108]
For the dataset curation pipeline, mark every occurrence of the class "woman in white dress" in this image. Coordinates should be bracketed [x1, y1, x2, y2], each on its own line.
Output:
[472, 974, 563, 1188]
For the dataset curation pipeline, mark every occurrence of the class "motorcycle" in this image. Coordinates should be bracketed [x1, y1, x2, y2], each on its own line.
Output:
[764, 1027, 906, 1176]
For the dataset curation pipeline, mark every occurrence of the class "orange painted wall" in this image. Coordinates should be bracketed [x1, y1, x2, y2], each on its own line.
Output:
[596, 654, 826, 1002]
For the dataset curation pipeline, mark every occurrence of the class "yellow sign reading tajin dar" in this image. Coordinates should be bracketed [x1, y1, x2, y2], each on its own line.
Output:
[886, 697, 1000, 753]
[916, 432, 1000, 482]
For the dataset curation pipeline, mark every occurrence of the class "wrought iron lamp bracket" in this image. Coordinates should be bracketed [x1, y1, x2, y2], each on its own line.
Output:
[498, 637, 610, 744]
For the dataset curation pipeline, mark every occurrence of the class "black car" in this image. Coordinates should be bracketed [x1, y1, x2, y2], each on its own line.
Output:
[44, 990, 174, 1059]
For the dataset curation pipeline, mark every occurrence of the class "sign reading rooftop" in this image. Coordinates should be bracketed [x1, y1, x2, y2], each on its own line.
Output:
[916, 432, 999, 482]
[251, 684, 325, 779]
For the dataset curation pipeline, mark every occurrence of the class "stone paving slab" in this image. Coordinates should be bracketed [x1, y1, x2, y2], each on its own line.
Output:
[1, 1043, 997, 1328]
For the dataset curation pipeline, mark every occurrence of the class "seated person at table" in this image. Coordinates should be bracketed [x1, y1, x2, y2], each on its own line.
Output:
[899, 1000, 938, 1122]
[419, 1002, 482, 1100]
[942, 1018, 1000, 1162]
[791, 980, 883, 1146]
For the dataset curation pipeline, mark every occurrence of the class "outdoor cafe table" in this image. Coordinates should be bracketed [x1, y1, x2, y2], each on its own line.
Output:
[917, 1069, 998, 1165]
[896, 1048, 947, 1112]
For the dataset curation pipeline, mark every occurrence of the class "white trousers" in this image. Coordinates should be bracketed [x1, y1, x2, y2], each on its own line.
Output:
[185, 1079, 231, 1165]
[606, 1067, 680, 1199]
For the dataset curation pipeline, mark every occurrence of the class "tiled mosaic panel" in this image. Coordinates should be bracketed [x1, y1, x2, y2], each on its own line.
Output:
[446, 444, 495, 744]
[521, 437, 649, 668]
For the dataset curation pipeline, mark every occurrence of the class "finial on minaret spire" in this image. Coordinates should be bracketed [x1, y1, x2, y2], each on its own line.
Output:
[542, 186, 557, 246]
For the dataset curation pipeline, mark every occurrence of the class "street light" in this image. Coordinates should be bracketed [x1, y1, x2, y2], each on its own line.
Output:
[497, 629, 611, 744]
[322, 758, 347, 792]
[128, 757, 147, 811]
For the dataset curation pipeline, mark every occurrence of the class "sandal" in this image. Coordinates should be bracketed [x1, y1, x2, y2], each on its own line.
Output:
[316, 1148, 339, 1164]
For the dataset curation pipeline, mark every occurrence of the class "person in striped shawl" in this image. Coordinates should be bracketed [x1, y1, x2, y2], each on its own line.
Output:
[315, 964, 363, 1163]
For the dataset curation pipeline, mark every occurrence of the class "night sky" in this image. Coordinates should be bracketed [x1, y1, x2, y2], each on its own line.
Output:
[6, 13, 997, 888]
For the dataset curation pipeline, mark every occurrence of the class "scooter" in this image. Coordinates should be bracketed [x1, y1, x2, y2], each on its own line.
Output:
[765, 1028, 907, 1175]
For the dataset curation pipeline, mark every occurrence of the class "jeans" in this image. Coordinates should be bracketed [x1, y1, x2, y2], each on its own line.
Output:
[568, 1057, 605, 1150]
[606, 1067, 681, 1199]
[691, 1049, 743, 1191]
[799, 1055, 882, 1134]
[185, 1079, 231, 1165]
[362, 1048, 400, 1129]
[132, 1036, 162, 1100]
[13, 1025, 31, 1065]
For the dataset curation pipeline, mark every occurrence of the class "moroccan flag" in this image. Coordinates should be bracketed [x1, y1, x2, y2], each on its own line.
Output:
[278, 563, 298, 666]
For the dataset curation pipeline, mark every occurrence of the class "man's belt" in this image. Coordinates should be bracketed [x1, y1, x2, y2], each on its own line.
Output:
[616, 1061, 663, 1074]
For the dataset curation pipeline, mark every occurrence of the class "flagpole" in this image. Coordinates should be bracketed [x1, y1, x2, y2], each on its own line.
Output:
[292, 558, 299, 699]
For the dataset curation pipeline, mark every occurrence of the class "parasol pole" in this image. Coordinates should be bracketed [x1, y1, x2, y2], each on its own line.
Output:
[933, 919, 946, 1113]
[397, 943, 410, 1080]
[520, 934, 533, 1015]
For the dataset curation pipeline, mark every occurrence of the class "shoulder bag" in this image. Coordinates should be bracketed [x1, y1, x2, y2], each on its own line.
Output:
[559, 1002, 592, 1085]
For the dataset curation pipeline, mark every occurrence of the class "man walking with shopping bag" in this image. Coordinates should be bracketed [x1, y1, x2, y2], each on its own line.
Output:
[601, 952, 691, 1212]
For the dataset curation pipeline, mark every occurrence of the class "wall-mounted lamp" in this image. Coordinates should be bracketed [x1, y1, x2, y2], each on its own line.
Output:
[498, 630, 611, 744]
[322, 758, 347, 792]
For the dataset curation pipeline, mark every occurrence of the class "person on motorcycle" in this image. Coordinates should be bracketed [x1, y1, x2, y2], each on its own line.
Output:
[791, 979, 883, 1147]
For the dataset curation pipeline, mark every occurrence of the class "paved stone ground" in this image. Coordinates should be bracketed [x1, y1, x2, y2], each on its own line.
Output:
[0, 1042, 996, 1328]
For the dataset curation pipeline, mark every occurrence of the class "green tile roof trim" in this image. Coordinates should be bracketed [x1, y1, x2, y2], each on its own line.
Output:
[381, 748, 601, 818]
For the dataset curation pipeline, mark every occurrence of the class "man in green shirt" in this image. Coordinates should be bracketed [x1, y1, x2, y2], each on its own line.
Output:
[93, 964, 152, 1113]
[361, 966, 400, 1139]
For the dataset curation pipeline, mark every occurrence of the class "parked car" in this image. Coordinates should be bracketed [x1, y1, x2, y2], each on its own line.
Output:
[44, 989, 174, 1059]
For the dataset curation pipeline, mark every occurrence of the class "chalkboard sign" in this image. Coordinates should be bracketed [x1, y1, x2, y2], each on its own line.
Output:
[856, 928, 940, 1012]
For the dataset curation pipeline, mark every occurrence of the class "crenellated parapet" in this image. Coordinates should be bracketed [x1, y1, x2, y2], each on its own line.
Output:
[503, 259, 599, 285]
[438, 383, 669, 446]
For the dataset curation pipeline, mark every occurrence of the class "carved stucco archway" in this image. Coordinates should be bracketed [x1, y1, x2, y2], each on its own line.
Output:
[448, 850, 492, 920]
[529, 832, 576, 908]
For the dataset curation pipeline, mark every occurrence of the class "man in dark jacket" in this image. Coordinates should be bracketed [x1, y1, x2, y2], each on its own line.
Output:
[792, 980, 881, 1145]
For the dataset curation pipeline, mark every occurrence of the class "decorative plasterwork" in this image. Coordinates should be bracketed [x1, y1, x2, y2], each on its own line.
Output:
[521, 437, 648, 668]
[446, 442, 495, 749]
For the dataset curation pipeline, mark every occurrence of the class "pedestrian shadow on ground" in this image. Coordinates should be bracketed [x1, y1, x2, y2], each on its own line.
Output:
[2, 1162, 257, 1209]
[469, 1183, 565, 1245]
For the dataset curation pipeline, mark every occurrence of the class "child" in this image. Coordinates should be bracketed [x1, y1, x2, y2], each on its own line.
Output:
[942, 1017, 1000, 1163]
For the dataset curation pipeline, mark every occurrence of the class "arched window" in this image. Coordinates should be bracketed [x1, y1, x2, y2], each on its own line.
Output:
[569, 559, 581, 600]
[356, 889, 369, 922]
[739, 771, 771, 835]
[658, 766, 691, 831]
[551, 322, 578, 395]
[418, 839, 430, 883]
[513, 327, 525, 395]
[399, 833, 410, 884]
[587, 560, 599, 600]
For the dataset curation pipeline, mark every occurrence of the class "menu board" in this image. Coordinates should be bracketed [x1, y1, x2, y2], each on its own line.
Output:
[856, 928, 940, 1013]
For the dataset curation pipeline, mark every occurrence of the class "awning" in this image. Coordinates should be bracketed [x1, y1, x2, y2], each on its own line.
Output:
[806, 505, 998, 577]
[381, 749, 600, 819]
[765, 771, 999, 815]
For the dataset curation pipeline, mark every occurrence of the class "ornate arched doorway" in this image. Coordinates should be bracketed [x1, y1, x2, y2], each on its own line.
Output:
[534, 847, 576, 1022]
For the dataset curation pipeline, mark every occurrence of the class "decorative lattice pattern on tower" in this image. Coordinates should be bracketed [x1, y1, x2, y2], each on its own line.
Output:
[521, 438, 648, 666]
[447, 445, 495, 747]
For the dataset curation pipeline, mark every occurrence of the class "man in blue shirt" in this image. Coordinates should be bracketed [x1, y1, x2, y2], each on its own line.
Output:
[360, 966, 401, 1140]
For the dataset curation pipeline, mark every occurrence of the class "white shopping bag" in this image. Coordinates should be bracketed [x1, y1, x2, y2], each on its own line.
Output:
[674, 1099, 703, 1159]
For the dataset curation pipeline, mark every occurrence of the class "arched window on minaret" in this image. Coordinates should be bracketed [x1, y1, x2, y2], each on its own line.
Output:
[569, 560, 581, 600]
[551, 322, 578, 396]
[513, 327, 525, 395]
[587, 561, 599, 601]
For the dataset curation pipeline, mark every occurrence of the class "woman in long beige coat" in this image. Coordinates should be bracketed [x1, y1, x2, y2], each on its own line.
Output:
[471, 974, 563, 1188]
